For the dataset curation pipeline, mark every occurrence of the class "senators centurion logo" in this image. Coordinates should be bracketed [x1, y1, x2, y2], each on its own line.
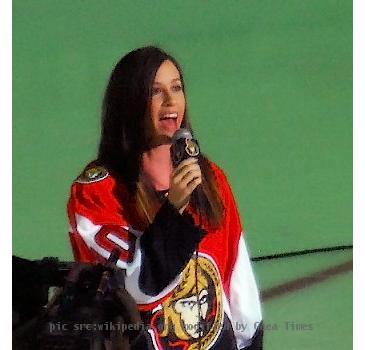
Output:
[185, 138, 200, 157]
[148, 255, 224, 350]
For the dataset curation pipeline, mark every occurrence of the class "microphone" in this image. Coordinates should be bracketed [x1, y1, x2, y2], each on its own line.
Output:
[170, 128, 200, 167]
[170, 128, 205, 222]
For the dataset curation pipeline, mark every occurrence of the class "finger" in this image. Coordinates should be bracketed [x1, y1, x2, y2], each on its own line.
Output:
[174, 167, 200, 185]
[180, 175, 202, 196]
[186, 177, 202, 194]
[172, 158, 198, 177]
[172, 159, 198, 179]
[173, 162, 201, 183]
[180, 169, 202, 187]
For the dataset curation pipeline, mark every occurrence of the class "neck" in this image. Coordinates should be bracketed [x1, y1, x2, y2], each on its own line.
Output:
[142, 144, 172, 191]
[143, 144, 171, 163]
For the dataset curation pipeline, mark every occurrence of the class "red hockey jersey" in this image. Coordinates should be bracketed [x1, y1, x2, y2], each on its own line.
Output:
[67, 162, 262, 349]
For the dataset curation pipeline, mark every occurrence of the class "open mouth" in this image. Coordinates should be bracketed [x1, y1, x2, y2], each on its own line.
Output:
[159, 112, 179, 133]
[159, 112, 178, 121]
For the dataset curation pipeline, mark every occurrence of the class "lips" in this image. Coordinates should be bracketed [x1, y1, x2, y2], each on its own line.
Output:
[159, 112, 178, 121]
[159, 112, 178, 132]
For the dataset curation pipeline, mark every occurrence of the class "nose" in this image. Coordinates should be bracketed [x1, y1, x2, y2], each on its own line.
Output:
[163, 91, 176, 106]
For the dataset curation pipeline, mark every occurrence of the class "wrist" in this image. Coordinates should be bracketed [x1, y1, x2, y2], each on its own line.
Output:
[178, 202, 188, 214]
[166, 197, 188, 214]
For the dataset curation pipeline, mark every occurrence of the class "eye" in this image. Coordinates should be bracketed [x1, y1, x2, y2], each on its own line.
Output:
[199, 295, 208, 304]
[172, 85, 182, 92]
[182, 300, 196, 309]
[152, 87, 162, 95]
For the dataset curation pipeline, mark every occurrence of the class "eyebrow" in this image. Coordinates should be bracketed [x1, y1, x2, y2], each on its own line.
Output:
[153, 78, 181, 85]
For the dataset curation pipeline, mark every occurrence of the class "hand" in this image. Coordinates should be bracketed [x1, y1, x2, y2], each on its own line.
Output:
[167, 157, 202, 214]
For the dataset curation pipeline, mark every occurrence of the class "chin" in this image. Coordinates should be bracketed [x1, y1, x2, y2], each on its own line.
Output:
[149, 134, 172, 147]
[158, 129, 176, 138]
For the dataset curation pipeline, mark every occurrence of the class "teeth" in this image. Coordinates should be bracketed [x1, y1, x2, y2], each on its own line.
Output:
[160, 113, 177, 120]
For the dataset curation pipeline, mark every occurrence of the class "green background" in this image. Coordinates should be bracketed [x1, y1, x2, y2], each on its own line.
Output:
[13, 1, 352, 349]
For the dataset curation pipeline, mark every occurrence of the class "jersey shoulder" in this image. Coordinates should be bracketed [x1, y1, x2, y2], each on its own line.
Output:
[68, 163, 126, 225]
[75, 163, 109, 184]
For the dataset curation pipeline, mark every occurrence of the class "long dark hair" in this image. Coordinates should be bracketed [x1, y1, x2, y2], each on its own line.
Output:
[97, 46, 223, 229]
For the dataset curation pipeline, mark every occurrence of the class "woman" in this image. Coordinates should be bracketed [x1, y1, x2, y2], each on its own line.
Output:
[67, 46, 263, 350]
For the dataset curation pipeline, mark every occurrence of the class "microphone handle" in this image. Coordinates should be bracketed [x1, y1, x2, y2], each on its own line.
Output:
[170, 134, 204, 221]
[170, 137, 200, 167]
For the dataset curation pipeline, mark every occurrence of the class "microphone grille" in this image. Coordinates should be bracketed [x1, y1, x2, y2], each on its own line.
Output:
[172, 128, 192, 143]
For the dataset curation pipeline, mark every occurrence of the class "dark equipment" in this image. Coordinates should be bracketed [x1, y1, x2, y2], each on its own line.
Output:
[13, 251, 150, 350]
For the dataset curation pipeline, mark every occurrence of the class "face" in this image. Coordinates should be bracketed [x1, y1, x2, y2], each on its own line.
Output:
[174, 289, 209, 338]
[147, 60, 186, 144]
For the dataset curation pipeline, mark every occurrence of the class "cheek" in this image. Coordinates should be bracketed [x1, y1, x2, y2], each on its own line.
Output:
[180, 95, 186, 110]
[178, 96, 186, 122]
[150, 100, 161, 125]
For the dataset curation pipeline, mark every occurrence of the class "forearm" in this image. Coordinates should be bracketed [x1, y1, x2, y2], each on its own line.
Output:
[139, 200, 206, 295]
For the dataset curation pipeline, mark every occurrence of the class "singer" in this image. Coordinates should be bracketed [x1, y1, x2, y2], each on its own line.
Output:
[67, 46, 263, 350]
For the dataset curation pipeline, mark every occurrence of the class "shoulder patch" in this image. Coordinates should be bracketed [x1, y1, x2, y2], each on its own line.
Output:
[76, 166, 109, 184]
